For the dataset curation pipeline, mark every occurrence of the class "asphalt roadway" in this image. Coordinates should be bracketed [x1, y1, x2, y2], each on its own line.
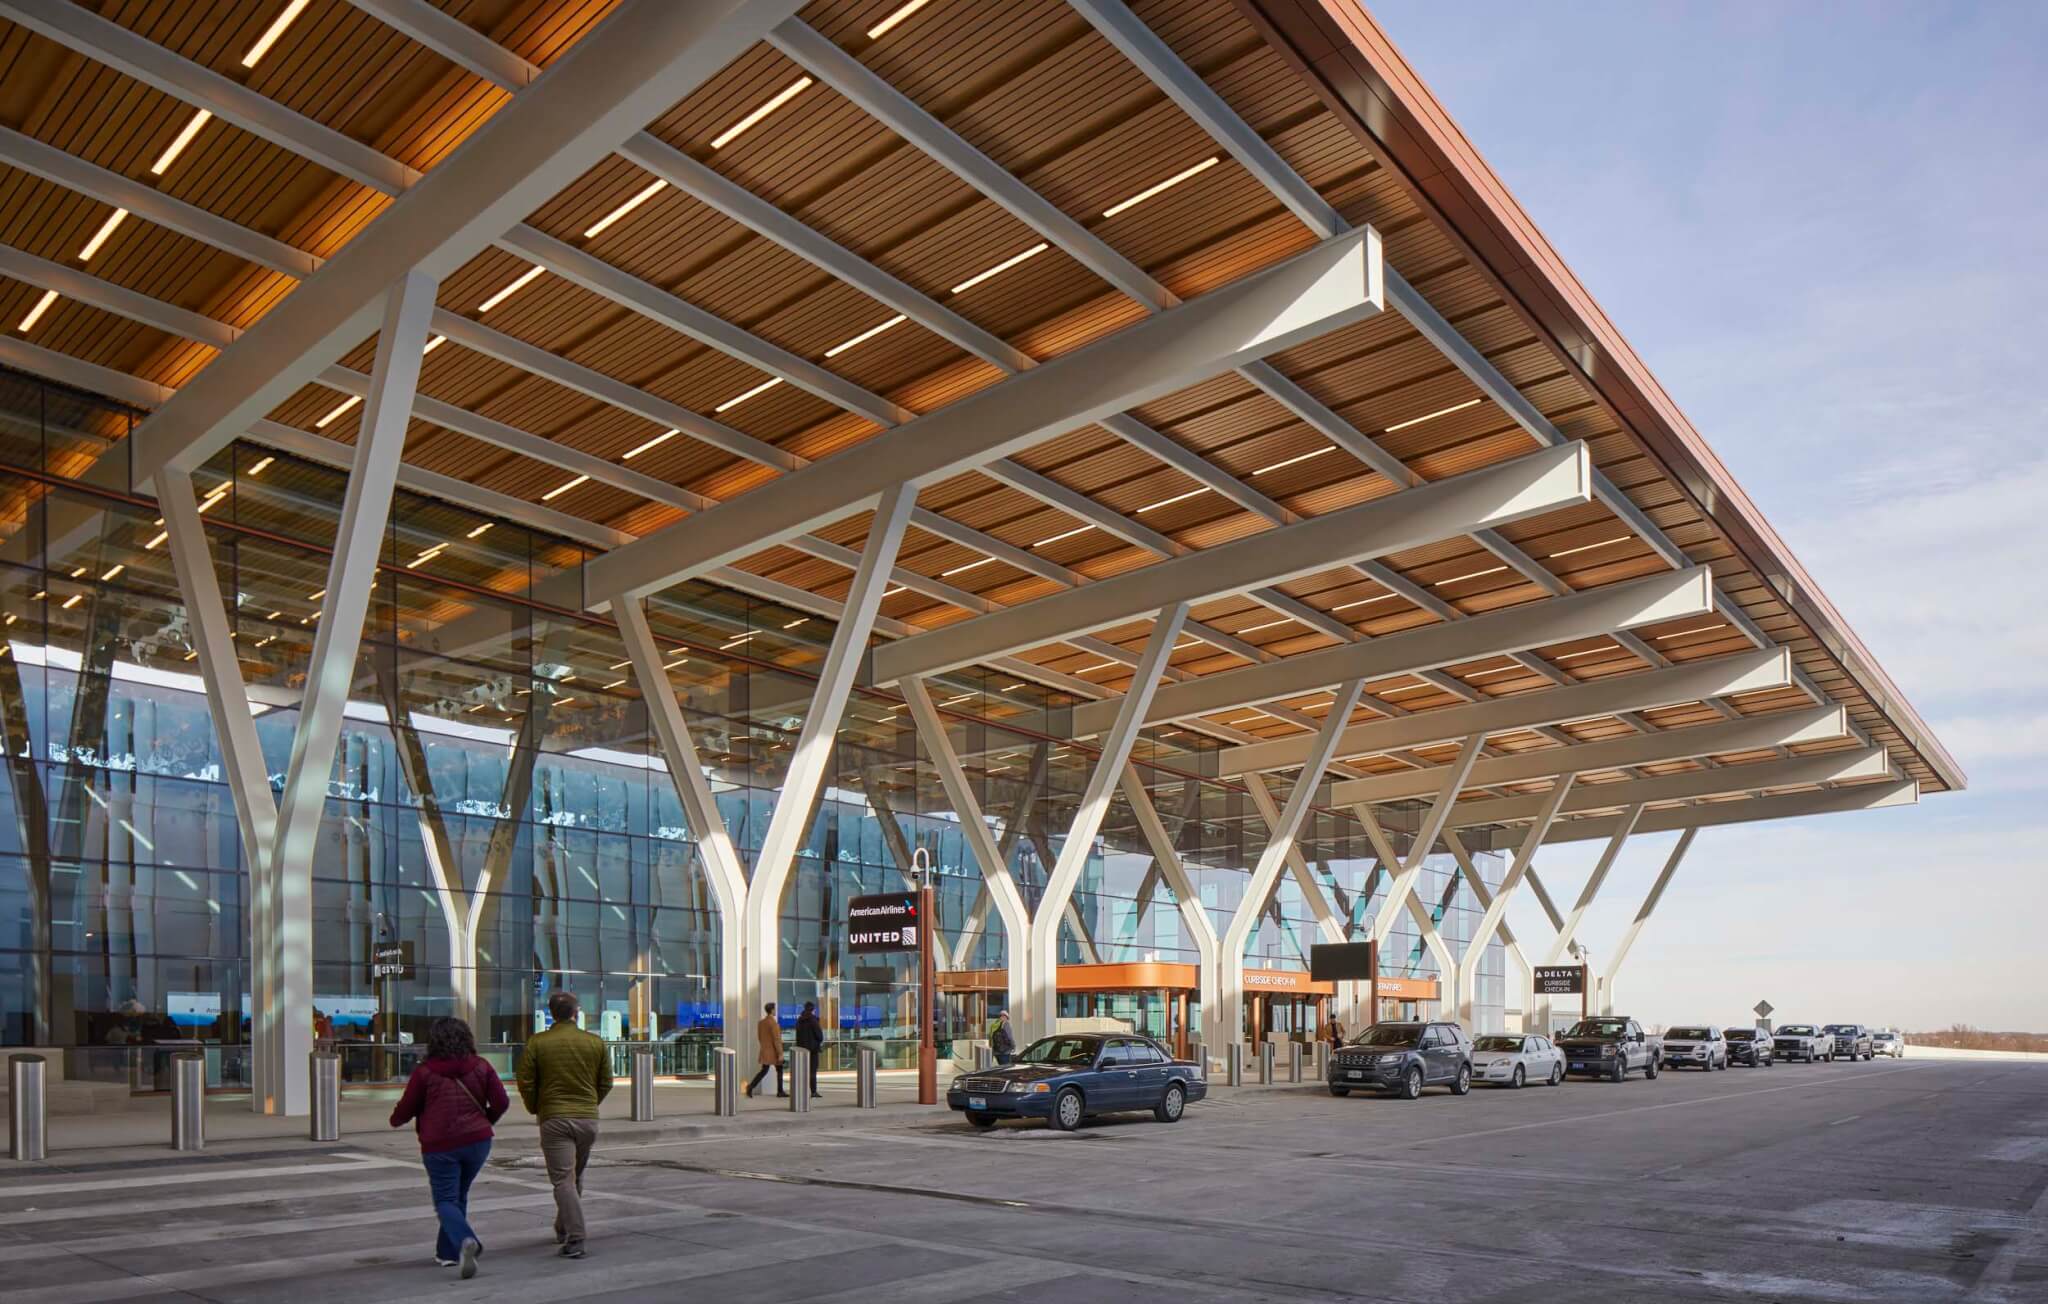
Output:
[1, 1056, 2041, 1302]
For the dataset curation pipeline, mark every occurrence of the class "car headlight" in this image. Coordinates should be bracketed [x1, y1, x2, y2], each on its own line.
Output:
[1598, 1045, 1616, 1057]
[1028, 1082, 1052, 1093]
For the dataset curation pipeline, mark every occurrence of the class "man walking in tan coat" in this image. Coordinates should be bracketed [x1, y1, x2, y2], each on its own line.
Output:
[516, 992, 611, 1260]
[745, 1002, 786, 1098]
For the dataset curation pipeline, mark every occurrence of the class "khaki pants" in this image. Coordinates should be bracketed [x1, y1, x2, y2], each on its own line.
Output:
[539, 1117, 599, 1245]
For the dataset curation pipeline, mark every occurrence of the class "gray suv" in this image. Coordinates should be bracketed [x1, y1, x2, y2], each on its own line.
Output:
[1328, 1021, 1474, 1100]
[1825, 1024, 1875, 1061]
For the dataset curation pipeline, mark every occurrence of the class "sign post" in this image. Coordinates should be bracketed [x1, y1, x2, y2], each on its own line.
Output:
[1753, 999, 1774, 1033]
[845, 849, 938, 1106]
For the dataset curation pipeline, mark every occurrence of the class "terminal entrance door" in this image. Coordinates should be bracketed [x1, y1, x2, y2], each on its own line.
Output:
[1248, 992, 1328, 1047]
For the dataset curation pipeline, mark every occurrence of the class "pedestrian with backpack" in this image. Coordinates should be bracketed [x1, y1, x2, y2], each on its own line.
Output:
[389, 1016, 509, 1279]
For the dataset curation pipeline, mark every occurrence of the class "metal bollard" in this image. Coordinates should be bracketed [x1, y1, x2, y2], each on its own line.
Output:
[631, 1050, 655, 1122]
[171, 1053, 206, 1151]
[8, 1055, 47, 1162]
[1288, 1041, 1304, 1083]
[974, 1044, 994, 1071]
[1226, 1043, 1243, 1086]
[855, 1045, 878, 1109]
[713, 1047, 739, 1117]
[1188, 1041, 1205, 1080]
[788, 1048, 811, 1113]
[308, 1052, 341, 1143]
[1259, 1041, 1276, 1085]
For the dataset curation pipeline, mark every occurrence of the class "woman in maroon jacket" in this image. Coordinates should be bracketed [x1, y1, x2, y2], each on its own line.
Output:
[389, 1017, 509, 1278]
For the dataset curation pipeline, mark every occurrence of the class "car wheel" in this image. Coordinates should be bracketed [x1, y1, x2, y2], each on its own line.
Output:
[1510, 1065, 1526, 1090]
[966, 1112, 997, 1130]
[1328, 1085, 1350, 1097]
[1549, 1062, 1564, 1086]
[1645, 1059, 1659, 1080]
[1155, 1084, 1186, 1123]
[1450, 1064, 1472, 1096]
[1050, 1087, 1085, 1131]
[1399, 1066, 1424, 1100]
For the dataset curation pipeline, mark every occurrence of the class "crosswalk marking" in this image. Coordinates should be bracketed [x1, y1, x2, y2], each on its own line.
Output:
[0, 1152, 400, 1198]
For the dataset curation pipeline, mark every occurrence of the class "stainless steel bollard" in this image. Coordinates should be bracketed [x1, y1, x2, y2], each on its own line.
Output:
[1188, 1041, 1205, 1080]
[1259, 1041, 1276, 1085]
[8, 1055, 47, 1162]
[713, 1047, 739, 1117]
[308, 1052, 341, 1143]
[631, 1050, 655, 1121]
[1226, 1043, 1243, 1086]
[855, 1045, 878, 1109]
[788, 1048, 811, 1113]
[171, 1053, 206, 1151]
[1287, 1042, 1304, 1083]
[974, 1044, 994, 1071]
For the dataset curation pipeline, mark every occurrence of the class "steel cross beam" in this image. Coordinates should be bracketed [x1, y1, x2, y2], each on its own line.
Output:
[1599, 829, 1699, 1015]
[1441, 747, 1892, 830]
[1025, 605, 1190, 1031]
[1542, 779, 1918, 844]
[1542, 806, 1646, 971]
[873, 442, 1588, 685]
[1451, 773, 1577, 1024]
[1353, 733, 1481, 1001]
[1444, 834, 1534, 1033]
[1119, 767, 1223, 1053]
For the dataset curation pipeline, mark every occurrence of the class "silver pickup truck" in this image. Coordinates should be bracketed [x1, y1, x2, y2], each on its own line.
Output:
[1557, 1016, 1662, 1081]
[1771, 1024, 1832, 1063]
[1825, 1024, 1875, 1061]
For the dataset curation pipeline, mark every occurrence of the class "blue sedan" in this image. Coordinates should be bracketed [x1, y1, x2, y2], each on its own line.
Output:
[947, 1033, 1207, 1131]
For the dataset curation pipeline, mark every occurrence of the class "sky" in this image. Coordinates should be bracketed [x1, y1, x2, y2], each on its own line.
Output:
[1368, 1, 2048, 1031]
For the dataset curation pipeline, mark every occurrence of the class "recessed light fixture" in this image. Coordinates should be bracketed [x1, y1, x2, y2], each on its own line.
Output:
[880, 586, 907, 599]
[242, 0, 312, 67]
[196, 487, 229, 514]
[603, 678, 627, 690]
[315, 394, 363, 428]
[608, 659, 632, 671]
[1652, 623, 1725, 642]
[1548, 534, 1631, 559]
[720, 632, 756, 650]
[824, 314, 907, 358]
[465, 523, 491, 539]
[950, 243, 1048, 295]
[1464, 664, 1521, 680]
[1237, 617, 1294, 634]
[421, 334, 447, 356]
[1378, 682, 1430, 697]
[247, 456, 273, 475]
[583, 178, 669, 238]
[714, 376, 783, 413]
[1552, 644, 1616, 661]
[712, 77, 813, 149]
[783, 618, 809, 630]
[623, 428, 678, 459]
[16, 289, 58, 332]
[61, 594, 83, 610]
[1330, 593, 1397, 612]
[1431, 565, 1508, 588]
[866, 0, 935, 39]
[940, 556, 996, 577]
[100, 564, 124, 581]
[77, 208, 128, 262]
[150, 110, 212, 175]
[145, 531, 169, 550]
[70, 566, 88, 578]
[1102, 156, 1219, 218]
[1135, 486, 1209, 514]
[1384, 397, 1483, 432]
[1251, 445, 1335, 476]
[307, 588, 326, 601]
[1075, 661, 1118, 675]
[1031, 524, 1094, 548]
[478, 265, 545, 313]
[540, 474, 589, 501]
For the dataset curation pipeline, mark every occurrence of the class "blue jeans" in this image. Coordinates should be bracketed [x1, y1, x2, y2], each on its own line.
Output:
[422, 1138, 491, 1261]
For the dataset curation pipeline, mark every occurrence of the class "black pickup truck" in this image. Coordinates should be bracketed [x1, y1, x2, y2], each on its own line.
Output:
[1557, 1016, 1662, 1081]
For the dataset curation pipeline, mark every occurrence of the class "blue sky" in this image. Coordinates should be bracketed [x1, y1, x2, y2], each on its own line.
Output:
[1369, 1, 2048, 1030]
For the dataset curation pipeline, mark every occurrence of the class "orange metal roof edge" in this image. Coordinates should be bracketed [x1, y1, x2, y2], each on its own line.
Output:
[1238, 0, 1964, 794]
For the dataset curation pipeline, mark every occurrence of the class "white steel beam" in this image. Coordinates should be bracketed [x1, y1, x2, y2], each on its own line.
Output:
[1544, 779, 1918, 845]
[77, 0, 806, 488]
[742, 484, 918, 1016]
[1599, 828, 1698, 1015]
[1025, 605, 1189, 1031]
[1444, 747, 1892, 830]
[1446, 834, 1533, 1033]
[1359, 732, 1484, 956]
[902, 678, 1034, 1038]
[1217, 648, 1794, 776]
[582, 225, 1385, 602]
[874, 441, 1588, 685]
[1329, 704, 1850, 806]
[1543, 805, 1644, 969]
[1452, 774, 1576, 1024]
[1242, 773, 1348, 948]
[1071, 563, 1711, 736]
[1217, 679, 1367, 1048]
[1120, 767, 1222, 1051]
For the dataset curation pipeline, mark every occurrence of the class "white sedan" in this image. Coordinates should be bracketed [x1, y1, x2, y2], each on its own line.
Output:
[1470, 1033, 1566, 1088]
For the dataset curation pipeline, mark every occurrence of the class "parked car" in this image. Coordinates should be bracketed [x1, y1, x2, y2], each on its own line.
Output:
[1557, 1016, 1662, 1081]
[1771, 1024, 1832, 1063]
[1871, 1030, 1905, 1058]
[1469, 1033, 1565, 1088]
[1328, 1021, 1473, 1100]
[1826, 1024, 1875, 1061]
[1723, 1027, 1775, 1067]
[1661, 1025, 1729, 1070]
[947, 1033, 1206, 1131]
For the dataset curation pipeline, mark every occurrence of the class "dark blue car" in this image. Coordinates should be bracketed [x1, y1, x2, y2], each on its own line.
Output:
[947, 1033, 1207, 1131]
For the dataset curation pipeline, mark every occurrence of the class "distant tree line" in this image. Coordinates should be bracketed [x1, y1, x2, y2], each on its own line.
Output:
[1908, 1025, 2048, 1053]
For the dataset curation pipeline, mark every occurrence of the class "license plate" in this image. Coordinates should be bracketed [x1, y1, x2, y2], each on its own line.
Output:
[1570, 1063, 1588, 1070]
[968, 1097, 986, 1109]
[1347, 1070, 1363, 1079]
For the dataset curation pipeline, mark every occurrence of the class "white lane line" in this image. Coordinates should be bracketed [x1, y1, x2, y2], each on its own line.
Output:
[1828, 1114, 1862, 1125]
[1403, 1063, 1932, 1147]
[7, 1192, 555, 1260]
[0, 1153, 404, 1198]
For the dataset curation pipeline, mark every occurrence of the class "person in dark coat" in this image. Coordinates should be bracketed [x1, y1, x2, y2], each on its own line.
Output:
[794, 1001, 825, 1096]
[389, 1017, 509, 1278]
[990, 1009, 1017, 1065]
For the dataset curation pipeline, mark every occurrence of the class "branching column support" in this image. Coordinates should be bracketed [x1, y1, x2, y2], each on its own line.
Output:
[1451, 774, 1577, 1031]
[1353, 733, 1485, 1016]
[1601, 829, 1699, 1015]
[1540, 804, 1643, 1028]
[1024, 604, 1189, 1033]
[159, 270, 434, 1114]
[1120, 767, 1222, 1054]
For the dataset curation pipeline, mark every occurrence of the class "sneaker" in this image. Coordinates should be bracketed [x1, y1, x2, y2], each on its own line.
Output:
[560, 1241, 587, 1260]
[459, 1238, 481, 1280]
[434, 1258, 459, 1268]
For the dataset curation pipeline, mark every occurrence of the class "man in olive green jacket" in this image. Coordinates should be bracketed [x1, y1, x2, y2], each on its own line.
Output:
[517, 992, 611, 1258]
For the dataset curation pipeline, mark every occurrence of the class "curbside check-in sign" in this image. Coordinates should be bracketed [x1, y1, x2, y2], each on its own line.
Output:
[847, 893, 921, 953]
[1533, 964, 1585, 995]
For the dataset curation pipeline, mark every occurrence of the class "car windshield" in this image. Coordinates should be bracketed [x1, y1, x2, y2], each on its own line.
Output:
[1825, 1025, 1857, 1034]
[1779, 1025, 1816, 1036]
[1725, 1029, 1755, 1041]
[1473, 1036, 1524, 1053]
[1874, 1032, 1895, 1041]
[1667, 1026, 1710, 1039]
[1564, 1019, 1629, 1039]
[1015, 1036, 1101, 1066]
[1351, 1024, 1422, 1048]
